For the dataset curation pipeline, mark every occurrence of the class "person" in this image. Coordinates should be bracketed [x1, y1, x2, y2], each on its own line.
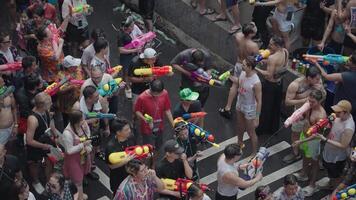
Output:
[317, 100, 355, 190]
[105, 118, 136, 195]
[255, 36, 288, 135]
[0, 144, 23, 199]
[173, 88, 203, 127]
[219, 22, 259, 119]
[255, 185, 273, 200]
[336, 0, 356, 55]
[26, 92, 58, 194]
[117, 16, 142, 99]
[27, 0, 58, 24]
[13, 56, 43, 90]
[128, 48, 161, 98]
[187, 183, 212, 200]
[113, 159, 165, 200]
[11, 178, 37, 200]
[90, 38, 110, 73]
[0, 31, 20, 65]
[59, 55, 84, 80]
[61, 110, 92, 200]
[156, 139, 194, 199]
[211, 0, 241, 34]
[216, 143, 262, 199]
[62, 0, 91, 57]
[190, 0, 215, 15]
[235, 56, 262, 156]
[291, 90, 326, 197]
[282, 66, 324, 164]
[135, 79, 174, 150]
[139, 0, 155, 31]
[171, 48, 214, 107]
[46, 172, 74, 200]
[81, 28, 108, 78]
[314, 51, 356, 122]
[273, 174, 304, 200]
[0, 77, 18, 145]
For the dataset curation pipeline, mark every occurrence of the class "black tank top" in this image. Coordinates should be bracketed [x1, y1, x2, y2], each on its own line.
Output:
[27, 111, 51, 153]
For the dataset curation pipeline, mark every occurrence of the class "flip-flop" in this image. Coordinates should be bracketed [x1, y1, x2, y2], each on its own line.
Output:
[212, 16, 227, 22]
[190, 1, 197, 9]
[200, 8, 215, 15]
[229, 26, 241, 35]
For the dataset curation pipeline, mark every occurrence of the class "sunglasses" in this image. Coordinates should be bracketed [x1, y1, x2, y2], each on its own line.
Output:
[174, 124, 188, 133]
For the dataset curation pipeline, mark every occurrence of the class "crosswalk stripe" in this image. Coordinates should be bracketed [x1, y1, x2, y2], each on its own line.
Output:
[197, 132, 249, 162]
[97, 196, 111, 200]
[238, 160, 303, 198]
[94, 167, 112, 193]
[200, 141, 291, 185]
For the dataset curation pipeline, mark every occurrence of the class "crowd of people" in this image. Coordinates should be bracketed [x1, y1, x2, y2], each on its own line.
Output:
[0, 0, 355, 200]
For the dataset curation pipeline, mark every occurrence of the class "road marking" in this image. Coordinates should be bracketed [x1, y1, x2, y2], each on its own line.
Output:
[197, 132, 249, 162]
[94, 167, 112, 193]
[238, 160, 303, 198]
[97, 196, 111, 200]
[200, 141, 291, 185]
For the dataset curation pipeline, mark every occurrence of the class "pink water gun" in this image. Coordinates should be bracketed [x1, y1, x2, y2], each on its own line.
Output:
[69, 79, 84, 86]
[284, 102, 310, 127]
[0, 62, 22, 72]
[124, 31, 156, 49]
[47, 23, 63, 45]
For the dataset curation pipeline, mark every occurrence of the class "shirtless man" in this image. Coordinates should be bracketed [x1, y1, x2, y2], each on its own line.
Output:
[292, 90, 326, 197]
[219, 23, 259, 119]
[337, 0, 356, 54]
[255, 36, 288, 135]
[255, 0, 299, 50]
[0, 77, 17, 145]
[283, 66, 325, 164]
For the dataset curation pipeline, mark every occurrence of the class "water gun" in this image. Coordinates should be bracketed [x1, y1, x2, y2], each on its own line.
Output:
[72, 4, 92, 14]
[0, 86, 15, 99]
[218, 70, 231, 82]
[284, 102, 310, 127]
[185, 120, 219, 148]
[303, 54, 350, 65]
[333, 184, 356, 200]
[47, 23, 62, 44]
[79, 135, 100, 143]
[69, 79, 84, 86]
[124, 31, 156, 49]
[108, 144, 154, 164]
[47, 146, 64, 164]
[305, 113, 336, 137]
[182, 112, 207, 120]
[244, 147, 269, 180]
[107, 65, 122, 75]
[44, 77, 68, 96]
[133, 66, 173, 77]
[0, 62, 22, 72]
[190, 68, 222, 86]
[144, 114, 153, 123]
[85, 112, 117, 120]
[161, 178, 209, 194]
[98, 78, 123, 97]
[255, 49, 271, 62]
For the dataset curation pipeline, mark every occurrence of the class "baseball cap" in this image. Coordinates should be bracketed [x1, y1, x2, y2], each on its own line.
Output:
[63, 55, 81, 68]
[139, 48, 157, 59]
[179, 88, 199, 101]
[163, 139, 184, 154]
[331, 100, 352, 113]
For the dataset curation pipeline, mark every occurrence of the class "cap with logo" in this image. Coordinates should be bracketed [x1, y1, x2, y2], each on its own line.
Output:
[331, 100, 352, 113]
[163, 139, 184, 154]
[179, 88, 199, 101]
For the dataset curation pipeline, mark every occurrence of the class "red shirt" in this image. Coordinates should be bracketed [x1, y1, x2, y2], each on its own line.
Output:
[134, 90, 171, 135]
[28, 3, 57, 23]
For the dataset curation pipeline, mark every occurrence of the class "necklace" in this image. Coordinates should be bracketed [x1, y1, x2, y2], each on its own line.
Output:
[132, 178, 148, 199]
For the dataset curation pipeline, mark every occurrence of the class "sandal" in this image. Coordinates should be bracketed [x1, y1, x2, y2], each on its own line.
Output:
[229, 26, 242, 35]
[200, 8, 215, 15]
[211, 16, 227, 22]
[190, 0, 197, 9]
[219, 107, 232, 119]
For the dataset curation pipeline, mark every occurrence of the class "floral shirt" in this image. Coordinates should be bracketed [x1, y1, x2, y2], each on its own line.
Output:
[37, 39, 63, 82]
[114, 175, 157, 200]
[49, 181, 73, 200]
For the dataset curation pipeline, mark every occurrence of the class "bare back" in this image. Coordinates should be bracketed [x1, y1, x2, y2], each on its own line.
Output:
[235, 33, 259, 62]
[266, 48, 289, 82]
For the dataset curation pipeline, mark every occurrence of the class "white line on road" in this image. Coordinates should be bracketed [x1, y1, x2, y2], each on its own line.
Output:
[94, 167, 112, 193]
[200, 141, 291, 185]
[197, 132, 249, 162]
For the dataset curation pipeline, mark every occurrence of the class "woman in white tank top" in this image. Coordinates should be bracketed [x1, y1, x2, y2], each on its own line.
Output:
[236, 56, 262, 156]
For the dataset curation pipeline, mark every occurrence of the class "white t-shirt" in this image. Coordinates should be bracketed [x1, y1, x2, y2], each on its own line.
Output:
[81, 43, 110, 67]
[79, 96, 102, 114]
[0, 48, 14, 63]
[28, 192, 36, 200]
[236, 71, 260, 106]
[80, 73, 113, 94]
[130, 24, 143, 38]
[90, 55, 110, 73]
[62, 0, 88, 28]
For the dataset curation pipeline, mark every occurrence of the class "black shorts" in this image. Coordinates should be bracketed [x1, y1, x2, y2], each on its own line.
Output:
[27, 148, 47, 162]
[343, 35, 356, 49]
[301, 20, 324, 41]
[215, 192, 237, 200]
[65, 23, 89, 44]
[323, 158, 346, 178]
[139, 0, 155, 20]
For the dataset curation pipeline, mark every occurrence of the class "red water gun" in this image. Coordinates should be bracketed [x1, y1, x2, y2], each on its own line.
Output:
[0, 62, 22, 72]
[108, 144, 154, 164]
[182, 112, 207, 120]
[68, 79, 84, 86]
[305, 113, 336, 137]
[161, 178, 209, 194]
[44, 77, 68, 96]
[133, 65, 173, 77]
[107, 65, 122, 75]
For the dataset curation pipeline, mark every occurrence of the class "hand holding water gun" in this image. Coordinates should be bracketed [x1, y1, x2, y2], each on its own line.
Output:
[98, 78, 125, 97]
[71, 4, 92, 14]
[189, 66, 222, 86]
[108, 144, 154, 164]
[0, 62, 22, 72]
[181, 120, 219, 148]
[124, 31, 156, 49]
[161, 178, 209, 194]
[0, 86, 15, 99]
[244, 147, 269, 179]
[134, 65, 173, 77]
[44, 77, 68, 96]
[79, 135, 100, 143]
[303, 54, 350, 65]
[284, 102, 310, 127]
[306, 113, 336, 137]
[107, 65, 123, 75]
[333, 184, 356, 200]
[69, 79, 84, 86]
[85, 112, 117, 120]
[182, 112, 207, 120]
[255, 49, 271, 62]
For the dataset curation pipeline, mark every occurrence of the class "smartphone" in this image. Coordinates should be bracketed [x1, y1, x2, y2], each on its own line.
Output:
[286, 11, 293, 21]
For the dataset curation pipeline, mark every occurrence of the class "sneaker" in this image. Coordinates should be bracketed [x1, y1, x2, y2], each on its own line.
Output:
[303, 185, 318, 197]
[32, 182, 45, 194]
[125, 88, 132, 99]
[218, 108, 232, 119]
[282, 153, 302, 164]
[293, 172, 309, 182]
[317, 177, 333, 190]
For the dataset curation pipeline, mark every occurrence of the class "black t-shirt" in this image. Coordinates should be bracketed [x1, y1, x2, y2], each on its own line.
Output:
[117, 31, 135, 67]
[156, 158, 186, 200]
[173, 101, 202, 119]
[0, 155, 21, 199]
[334, 71, 356, 115]
[105, 137, 135, 192]
[177, 137, 198, 160]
